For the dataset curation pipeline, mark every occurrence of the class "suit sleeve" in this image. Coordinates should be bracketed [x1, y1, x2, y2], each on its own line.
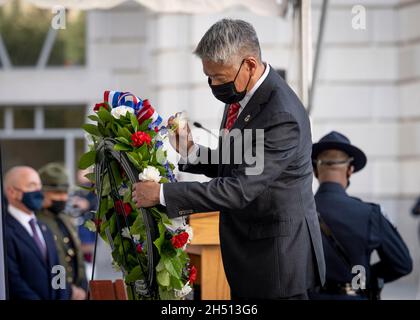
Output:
[6, 235, 42, 300]
[163, 112, 300, 218]
[369, 206, 413, 283]
[178, 144, 219, 178]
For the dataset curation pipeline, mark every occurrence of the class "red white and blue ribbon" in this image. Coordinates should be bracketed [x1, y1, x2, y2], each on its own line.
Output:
[102, 90, 163, 130]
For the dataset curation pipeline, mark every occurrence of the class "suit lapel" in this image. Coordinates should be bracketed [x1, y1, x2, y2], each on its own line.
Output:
[230, 67, 276, 132]
[219, 104, 229, 132]
[39, 221, 56, 268]
[6, 213, 47, 266]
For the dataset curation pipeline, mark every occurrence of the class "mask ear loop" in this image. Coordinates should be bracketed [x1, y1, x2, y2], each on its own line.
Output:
[233, 59, 252, 94]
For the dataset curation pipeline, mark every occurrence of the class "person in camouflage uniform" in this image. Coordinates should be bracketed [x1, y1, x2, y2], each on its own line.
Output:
[37, 163, 87, 300]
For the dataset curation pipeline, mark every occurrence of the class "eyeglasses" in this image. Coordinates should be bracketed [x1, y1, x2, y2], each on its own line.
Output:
[313, 157, 354, 167]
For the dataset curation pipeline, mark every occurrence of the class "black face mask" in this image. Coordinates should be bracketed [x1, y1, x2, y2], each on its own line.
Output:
[208, 60, 252, 104]
[49, 200, 67, 215]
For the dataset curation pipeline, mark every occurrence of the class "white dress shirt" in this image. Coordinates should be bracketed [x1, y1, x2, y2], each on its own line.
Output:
[159, 63, 271, 206]
[8, 204, 47, 249]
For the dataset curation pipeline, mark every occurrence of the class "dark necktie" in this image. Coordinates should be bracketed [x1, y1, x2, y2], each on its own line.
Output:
[224, 102, 241, 131]
[29, 218, 47, 261]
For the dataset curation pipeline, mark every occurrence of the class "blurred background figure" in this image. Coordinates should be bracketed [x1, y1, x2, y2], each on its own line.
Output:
[37, 163, 87, 300]
[69, 169, 98, 267]
[411, 197, 420, 299]
[0, 0, 419, 299]
[4, 166, 69, 299]
[310, 132, 413, 300]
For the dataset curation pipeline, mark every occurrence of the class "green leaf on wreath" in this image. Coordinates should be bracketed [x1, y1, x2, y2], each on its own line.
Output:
[130, 113, 139, 131]
[159, 287, 177, 300]
[163, 257, 179, 278]
[159, 177, 169, 183]
[127, 153, 141, 170]
[156, 259, 165, 272]
[117, 126, 130, 140]
[157, 270, 170, 287]
[156, 148, 166, 165]
[137, 144, 150, 161]
[138, 119, 153, 132]
[153, 222, 167, 255]
[126, 265, 144, 283]
[131, 214, 146, 236]
[88, 115, 100, 123]
[114, 143, 132, 152]
[170, 276, 184, 290]
[84, 172, 96, 183]
[78, 184, 95, 192]
[82, 124, 101, 137]
[78, 150, 96, 169]
[115, 137, 131, 146]
[97, 108, 113, 123]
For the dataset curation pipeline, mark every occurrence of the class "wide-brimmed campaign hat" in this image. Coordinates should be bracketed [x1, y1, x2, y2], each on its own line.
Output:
[312, 131, 367, 172]
[39, 162, 70, 192]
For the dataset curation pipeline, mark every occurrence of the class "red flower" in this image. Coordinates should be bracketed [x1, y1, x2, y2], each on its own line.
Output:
[189, 265, 197, 284]
[94, 102, 108, 112]
[136, 243, 143, 253]
[154, 127, 159, 133]
[171, 231, 189, 249]
[114, 200, 132, 217]
[131, 131, 152, 147]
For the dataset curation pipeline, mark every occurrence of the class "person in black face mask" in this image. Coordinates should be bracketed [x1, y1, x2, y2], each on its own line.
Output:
[37, 162, 88, 300]
[132, 19, 327, 300]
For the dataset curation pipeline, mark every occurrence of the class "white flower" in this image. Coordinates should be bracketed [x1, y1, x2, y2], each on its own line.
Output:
[132, 234, 140, 242]
[111, 105, 134, 119]
[174, 282, 192, 298]
[138, 166, 161, 183]
[121, 227, 131, 239]
[164, 216, 187, 232]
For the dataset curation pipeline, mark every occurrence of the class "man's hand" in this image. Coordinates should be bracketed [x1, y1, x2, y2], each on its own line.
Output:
[71, 285, 87, 300]
[168, 112, 195, 158]
[132, 181, 161, 208]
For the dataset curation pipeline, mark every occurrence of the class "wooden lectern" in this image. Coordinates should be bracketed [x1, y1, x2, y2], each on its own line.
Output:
[187, 212, 230, 300]
[89, 279, 128, 300]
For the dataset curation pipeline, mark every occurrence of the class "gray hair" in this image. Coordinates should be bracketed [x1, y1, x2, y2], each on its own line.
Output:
[194, 19, 262, 66]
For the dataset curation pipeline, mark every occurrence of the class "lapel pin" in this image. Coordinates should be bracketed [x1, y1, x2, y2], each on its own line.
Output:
[244, 115, 251, 122]
[41, 225, 47, 232]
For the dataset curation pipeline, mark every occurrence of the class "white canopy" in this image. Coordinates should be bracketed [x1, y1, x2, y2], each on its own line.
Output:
[0, 0, 313, 107]
[0, 0, 288, 16]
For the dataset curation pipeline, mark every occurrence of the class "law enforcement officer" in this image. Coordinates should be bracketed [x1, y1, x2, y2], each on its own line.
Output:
[37, 163, 88, 300]
[310, 131, 413, 300]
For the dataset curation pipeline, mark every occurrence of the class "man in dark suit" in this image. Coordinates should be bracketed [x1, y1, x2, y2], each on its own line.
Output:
[132, 19, 325, 299]
[311, 131, 412, 300]
[4, 166, 70, 300]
